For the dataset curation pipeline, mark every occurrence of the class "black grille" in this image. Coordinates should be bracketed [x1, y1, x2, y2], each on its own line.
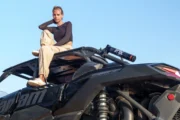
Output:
[173, 108, 180, 120]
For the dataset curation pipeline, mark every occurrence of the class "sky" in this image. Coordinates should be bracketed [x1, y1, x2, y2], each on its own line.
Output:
[0, 0, 179, 93]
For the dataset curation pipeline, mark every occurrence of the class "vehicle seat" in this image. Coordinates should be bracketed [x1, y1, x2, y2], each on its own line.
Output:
[72, 61, 103, 80]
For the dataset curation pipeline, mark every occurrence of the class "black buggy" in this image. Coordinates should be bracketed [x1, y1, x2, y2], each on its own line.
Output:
[0, 45, 180, 120]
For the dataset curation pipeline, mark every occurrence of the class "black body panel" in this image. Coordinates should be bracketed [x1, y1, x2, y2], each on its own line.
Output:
[10, 105, 53, 120]
[0, 115, 10, 120]
[54, 64, 180, 115]
[54, 111, 82, 120]
[0, 91, 20, 115]
[14, 84, 62, 111]
[0, 84, 62, 120]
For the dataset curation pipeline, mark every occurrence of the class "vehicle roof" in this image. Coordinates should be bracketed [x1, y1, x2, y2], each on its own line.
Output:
[0, 46, 134, 82]
[0, 47, 107, 82]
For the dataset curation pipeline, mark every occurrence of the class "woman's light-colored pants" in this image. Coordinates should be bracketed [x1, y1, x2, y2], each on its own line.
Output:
[39, 30, 72, 79]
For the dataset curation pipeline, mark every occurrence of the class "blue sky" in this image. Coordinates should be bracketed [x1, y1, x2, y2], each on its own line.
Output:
[0, 0, 179, 93]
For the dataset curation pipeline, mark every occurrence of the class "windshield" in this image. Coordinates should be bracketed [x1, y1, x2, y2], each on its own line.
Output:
[0, 74, 27, 95]
[0, 91, 8, 97]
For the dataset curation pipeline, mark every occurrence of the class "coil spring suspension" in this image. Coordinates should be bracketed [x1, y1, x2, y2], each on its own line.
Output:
[97, 89, 109, 120]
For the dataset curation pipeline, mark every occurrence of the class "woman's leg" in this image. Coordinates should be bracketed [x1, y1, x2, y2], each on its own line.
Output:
[40, 30, 55, 46]
[39, 44, 72, 79]
[32, 30, 55, 56]
[28, 43, 72, 87]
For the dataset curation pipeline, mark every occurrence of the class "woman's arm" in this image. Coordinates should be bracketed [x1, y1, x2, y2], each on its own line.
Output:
[54, 21, 72, 46]
[38, 20, 55, 33]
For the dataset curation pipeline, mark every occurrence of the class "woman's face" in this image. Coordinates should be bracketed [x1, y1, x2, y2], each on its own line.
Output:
[53, 9, 63, 23]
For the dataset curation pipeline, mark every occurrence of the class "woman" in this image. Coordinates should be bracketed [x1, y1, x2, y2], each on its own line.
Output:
[27, 6, 73, 87]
